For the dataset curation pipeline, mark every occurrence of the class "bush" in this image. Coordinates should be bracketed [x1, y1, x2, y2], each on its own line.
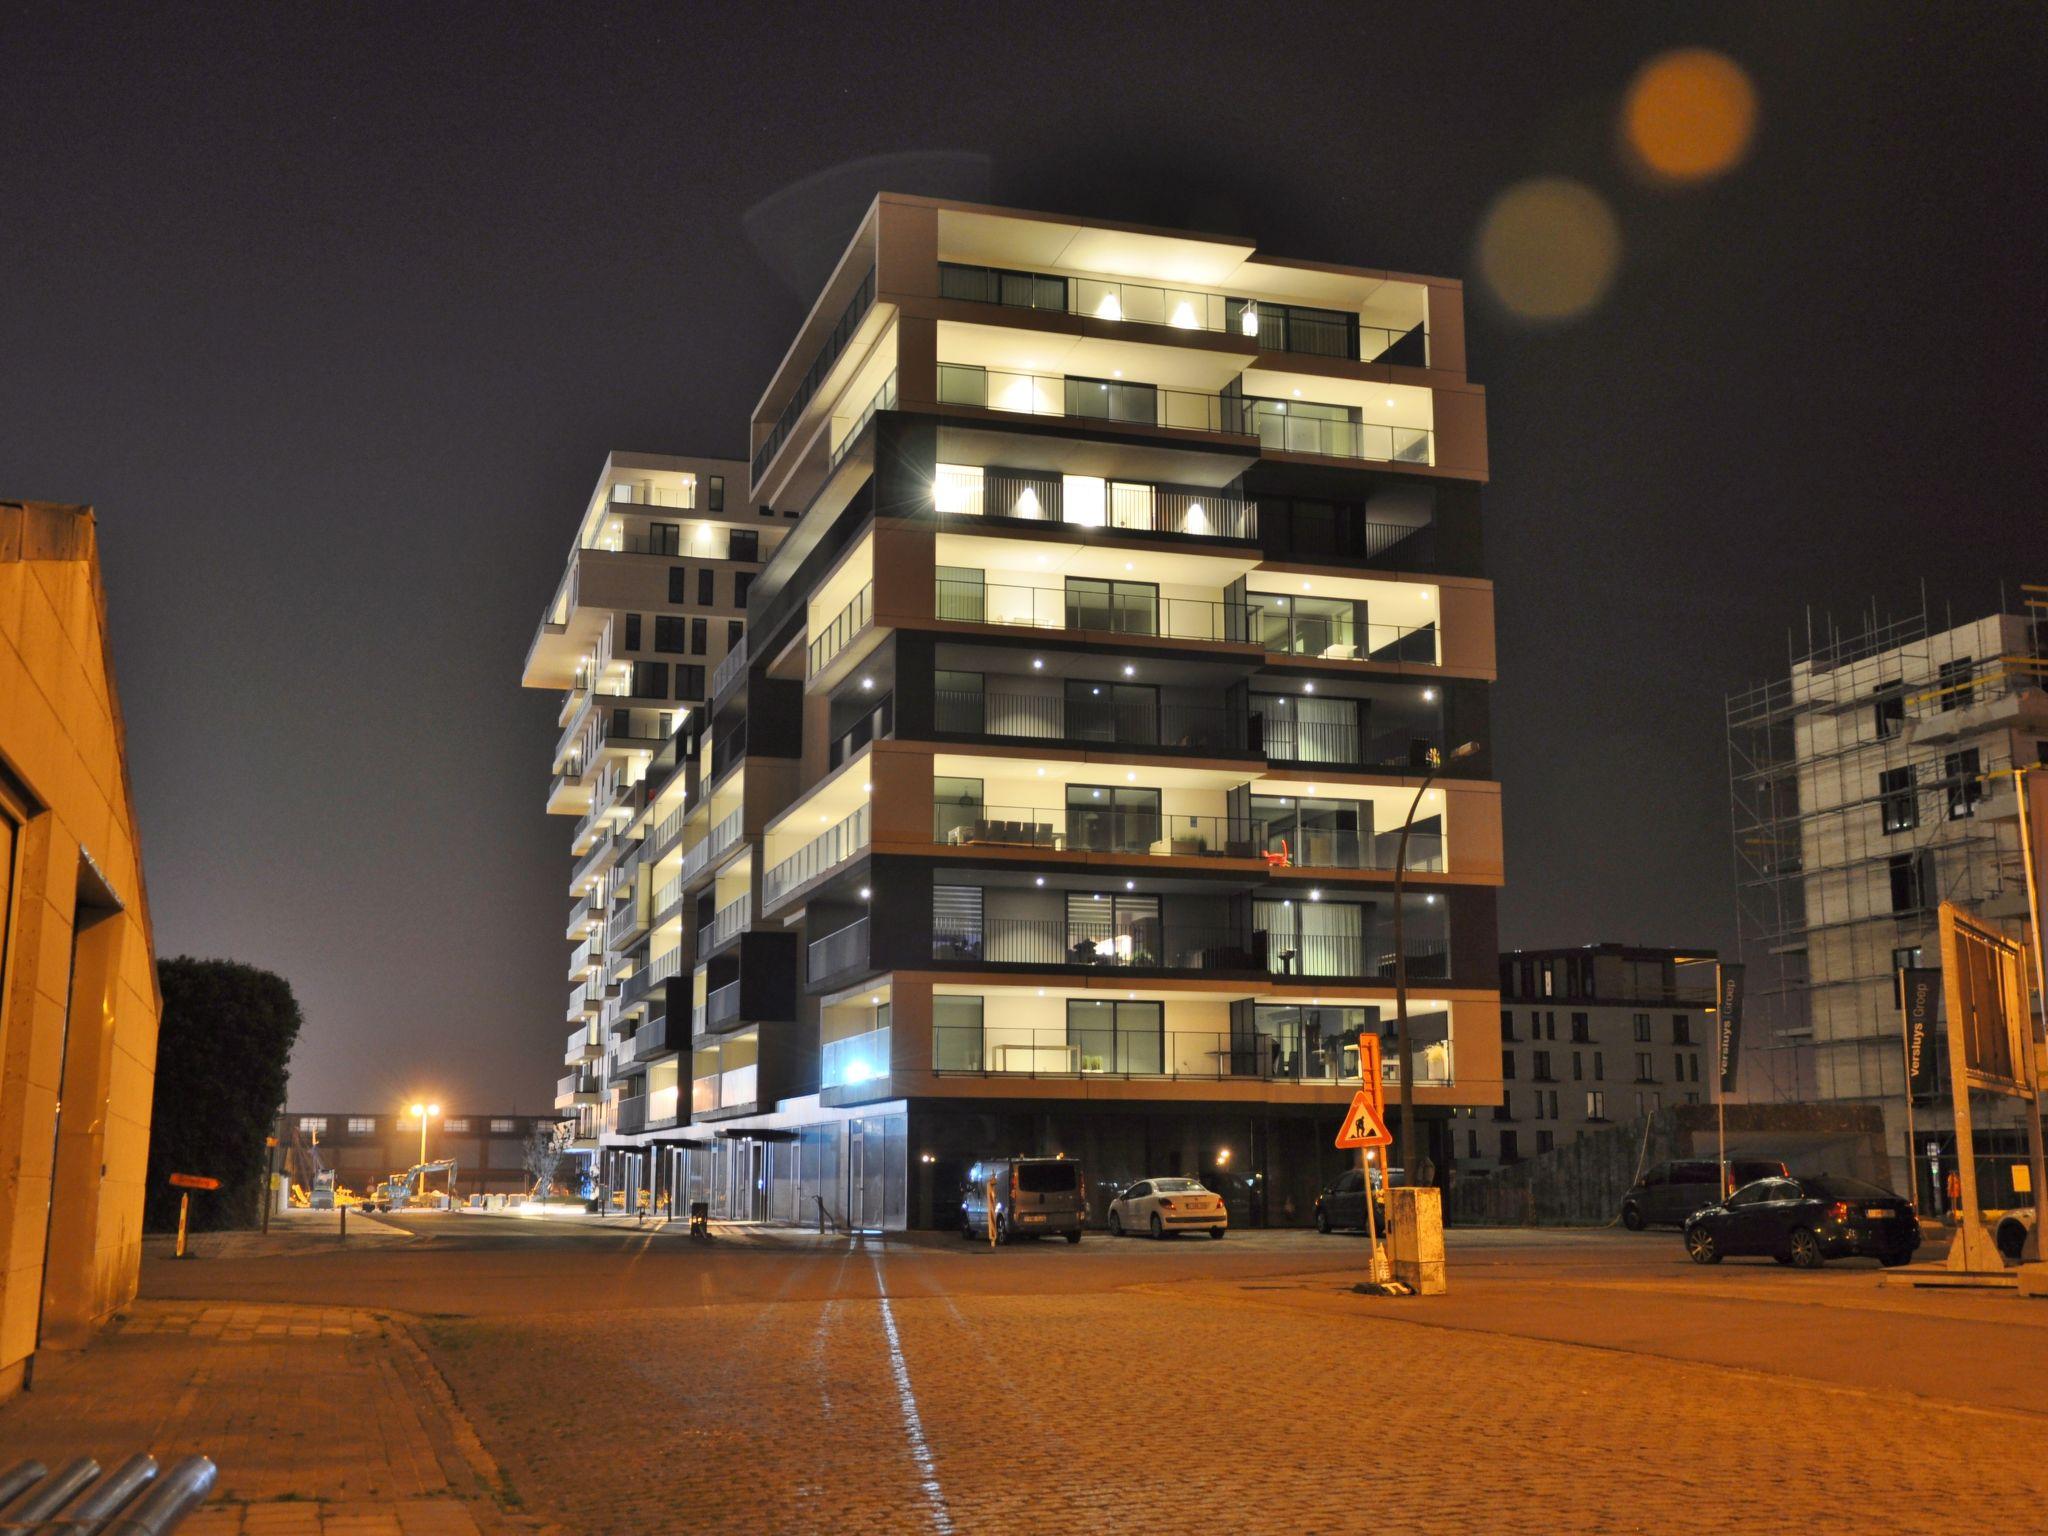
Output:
[143, 957, 302, 1232]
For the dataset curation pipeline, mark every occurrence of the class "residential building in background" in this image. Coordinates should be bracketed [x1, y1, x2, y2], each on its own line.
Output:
[0, 500, 160, 1399]
[584, 193, 1503, 1230]
[279, 1111, 551, 1198]
[1468, 944, 1717, 1174]
[521, 452, 780, 1159]
[1727, 595, 2047, 1204]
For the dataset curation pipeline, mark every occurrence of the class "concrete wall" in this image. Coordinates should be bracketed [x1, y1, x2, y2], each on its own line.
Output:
[0, 501, 160, 1398]
[1448, 1102, 1891, 1226]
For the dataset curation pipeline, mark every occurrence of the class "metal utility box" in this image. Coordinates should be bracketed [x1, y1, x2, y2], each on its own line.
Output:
[1387, 1186, 1447, 1294]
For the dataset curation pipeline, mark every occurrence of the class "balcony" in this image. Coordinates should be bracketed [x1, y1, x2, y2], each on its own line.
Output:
[807, 917, 871, 987]
[565, 889, 599, 940]
[620, 947, 682, 1011]
[683, 807, 744, 884]
[704, 980, 742, 1031]
[1247, 406, 1433, 466]
[829, 372, 896, 472]
[937, 363, 1242, 437]
[652, 875, 684, 928]
[616, 1094, 647, 1136]
[566, 982, 601, 1022]
[932, 1022, 1452, 1085]
[932, 805, 1443, 872]
[934, 576, 1247, 644]
[711, 633, 748, 701]
[605, 898, 644, 951]
[937, 262, 1428, 365]
[564, 1024, 601, 1065]
[1250, 603, 1439, 666]
[763, 803, 870, 909]
[567, 937, 596, 982]
[569, 830, 619, 894]
[635, 1013, 671, 1057]
[698, 894, 750, 956]
[650, 798, 692, 861]
[934, 917, 1268, 972]
[754, 266, 875, 487]
[554, 1069, 600, 1108]
[808, 583, 873, 680]
[821, 1025, 891, 1093]
[691, 1062, 759, 1117]
[934, 685, 1247, 755]
[932, 465, 1257, 542]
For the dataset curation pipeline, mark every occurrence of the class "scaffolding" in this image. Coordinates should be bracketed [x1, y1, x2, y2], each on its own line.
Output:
[1725, 590, 2046, 1126]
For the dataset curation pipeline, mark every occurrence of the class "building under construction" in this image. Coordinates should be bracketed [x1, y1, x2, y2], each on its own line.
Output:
[1725, 587, 2046, 1203]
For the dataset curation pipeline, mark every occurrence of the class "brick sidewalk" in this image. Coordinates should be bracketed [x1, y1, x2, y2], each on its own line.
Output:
[0, 1303, 546, 1536]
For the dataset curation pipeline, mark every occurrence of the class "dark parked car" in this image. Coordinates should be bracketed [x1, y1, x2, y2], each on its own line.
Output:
[1313, 1167, 1400, 1233]
[1621, 1157, 1789, 1229]
[1683, 1175, 1921, 1268]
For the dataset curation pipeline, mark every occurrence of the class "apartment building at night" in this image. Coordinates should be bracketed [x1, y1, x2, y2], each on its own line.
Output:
[522, 451, 780, 1154]
[586, 196, 1504, 1229]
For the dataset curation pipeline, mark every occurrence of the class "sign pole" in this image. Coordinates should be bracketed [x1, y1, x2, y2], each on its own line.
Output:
[1714, 962, 1726, 1197]
[1900, 969, 1919, 1215]
[175, 1193, 189, 1259]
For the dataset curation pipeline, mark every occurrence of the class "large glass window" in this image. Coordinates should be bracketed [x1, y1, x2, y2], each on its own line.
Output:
[1064, 679, 1157, 746]
[934, 669, 984, 734]
[934, 565, 986, 622]
[933, 994, 986, 1071]
[1066, 784, 1159, 853]
[1064, 891, 1160, 966]
[1255, 693, 1360, 765]
[933, 777, 984, 844]
[1065, 375, 1158, 425]
[1250, 794, 1365, 868]
[1255, 897, 1364, 977]
[1880, 766, 1917, 833]
[1064, 577, 1157, 635]
[1250, 592, 1358, 658]
[1067, 998, 1163, 1074]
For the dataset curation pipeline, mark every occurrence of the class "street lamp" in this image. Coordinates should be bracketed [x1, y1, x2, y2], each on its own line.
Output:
[409, 1101, 440, 1166]
[1391, 741, 1478, 1186]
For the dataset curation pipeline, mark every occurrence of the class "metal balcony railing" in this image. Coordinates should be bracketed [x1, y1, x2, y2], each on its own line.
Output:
[931, 1025, 1452, 1085]
[698, 895, 750, 955]
[807, 917, 870, 983]
[705, 980, 742, 1029]
[933, 687, 1247, 754]
[754, 267, 875, 486]
[1248, 409, 1433, 466]
[711, 633, 748, 700]
[830, 373, 896, 471]
[930, 806, 1445, 872]
[764, 803, 869, 908]
[932, 918, 1269, 971]
[807, 583, 873, 679]
[1249, 611, 1440, 665]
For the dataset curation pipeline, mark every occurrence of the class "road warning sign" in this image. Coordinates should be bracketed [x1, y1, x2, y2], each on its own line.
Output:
[1334, 1090, 1393, 1149]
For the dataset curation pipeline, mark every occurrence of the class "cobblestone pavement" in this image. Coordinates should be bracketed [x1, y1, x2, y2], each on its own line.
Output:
[22, 1221, 2048, 1533]
[0, 1302, 539, 1536]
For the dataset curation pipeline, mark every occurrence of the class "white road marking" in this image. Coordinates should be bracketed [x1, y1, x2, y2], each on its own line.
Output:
[869, 1250, 954, 1533]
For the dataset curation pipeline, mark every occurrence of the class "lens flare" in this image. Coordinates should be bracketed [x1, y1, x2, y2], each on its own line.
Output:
[1624, 48, 1758, 184]
[1476, 177, 1621, 322]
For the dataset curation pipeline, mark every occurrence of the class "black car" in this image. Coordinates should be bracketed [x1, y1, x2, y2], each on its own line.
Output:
[1683, 1174, 1921, 1268]
[1312, 1167, 1398, 1233]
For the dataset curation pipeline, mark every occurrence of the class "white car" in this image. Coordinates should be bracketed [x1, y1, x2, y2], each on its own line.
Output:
[1107, 1177, 1228, 1239]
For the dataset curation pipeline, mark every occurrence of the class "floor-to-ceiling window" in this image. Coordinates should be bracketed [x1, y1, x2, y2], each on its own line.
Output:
[1066, 784, 1160, 853]
[1067, 998, 1164, 1075]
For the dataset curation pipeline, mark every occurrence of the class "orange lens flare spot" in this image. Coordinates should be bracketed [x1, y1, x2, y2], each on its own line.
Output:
[1624, 48, 1759, 184]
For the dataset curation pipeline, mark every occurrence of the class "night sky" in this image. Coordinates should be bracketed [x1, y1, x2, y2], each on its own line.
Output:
[4, 4, 2042, 1111]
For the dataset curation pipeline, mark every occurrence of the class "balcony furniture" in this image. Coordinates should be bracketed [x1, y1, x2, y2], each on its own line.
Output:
[948, 819, 1057, 849]
[1262, 841, 1291, 869]
[996, 1042, 1078, 1073]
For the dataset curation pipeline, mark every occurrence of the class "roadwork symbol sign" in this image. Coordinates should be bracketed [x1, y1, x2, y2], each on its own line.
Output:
[1335, 1090, 1393, 1149]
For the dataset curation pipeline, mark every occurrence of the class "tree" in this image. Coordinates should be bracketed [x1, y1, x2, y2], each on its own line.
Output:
[143, 957, 303, 1232]
[523, 1122, 567, 1204]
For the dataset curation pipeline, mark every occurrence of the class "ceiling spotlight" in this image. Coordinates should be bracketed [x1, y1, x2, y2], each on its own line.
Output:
[1304, 683, 1316, 693]
[1034, 877, 1045, 887]
[860, 677, 874, 690]
[1422, 688, 1436, 702]
[859, 887, 871, 899]
[1032, 658, 1044, 669]
[1125, 880, 1135, 890]
[1292, 388, 1302, 398]
[1122, 665, 1135, 677]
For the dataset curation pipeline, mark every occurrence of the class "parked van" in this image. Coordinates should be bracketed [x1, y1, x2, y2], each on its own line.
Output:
[960, 1157, 1086, 1244]
[1621, 1157, 1789, 1229]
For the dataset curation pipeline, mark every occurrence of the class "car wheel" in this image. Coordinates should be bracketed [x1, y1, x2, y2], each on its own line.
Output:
[1316, 1209, 1331, 1234]
[1209, 1228, 1225, 1240]
[1685, 1226, 1720, 1265]
[1788, 1228, 1824, 1269]
[1108, 1211, 1123, 1237]
[1066, 1230, 1082, 1245]
[995, 1214, 1009, 1246]
[1149, 1213, 1164, 1239]
[1621, 1202, 1644, 1232]
[959, 1214, 976, 1240]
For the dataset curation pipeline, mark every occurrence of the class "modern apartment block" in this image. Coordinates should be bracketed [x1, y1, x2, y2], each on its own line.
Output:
[1727, 596, 2046, 1204]
[522, 451, 779, 1155]
[1467, 945, 1717, 1174]
[547, 193, 1503, 1233]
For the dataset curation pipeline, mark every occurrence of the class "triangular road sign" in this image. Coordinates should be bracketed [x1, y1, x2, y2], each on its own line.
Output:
[1334, 1090, 1393, 1149]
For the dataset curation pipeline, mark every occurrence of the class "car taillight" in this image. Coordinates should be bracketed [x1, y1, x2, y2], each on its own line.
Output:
[1160, 1198, 1176, 1209]
[1828, 1201, 1851, 1221]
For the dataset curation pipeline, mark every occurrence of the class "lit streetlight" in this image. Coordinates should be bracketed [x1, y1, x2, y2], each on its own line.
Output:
[409, 1101, 440, 1166]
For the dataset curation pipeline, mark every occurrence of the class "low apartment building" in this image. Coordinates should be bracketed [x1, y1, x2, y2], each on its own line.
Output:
[577, 195, 1505, 1231]
[1465, 945, 1718, 1173]
[522, 452, 782, 1153]
[281, 1111, 551, 1197]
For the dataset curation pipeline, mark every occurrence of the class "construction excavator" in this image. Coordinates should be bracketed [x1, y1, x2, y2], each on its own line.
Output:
[361, 1159, 460, 1212]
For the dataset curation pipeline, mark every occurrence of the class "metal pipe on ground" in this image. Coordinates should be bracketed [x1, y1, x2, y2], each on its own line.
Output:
[3, 1457, 102, 1523]
[35, 1453, 160, 1534]
[101, 1455, 217, 1533]
[0, 1460, 51, 1509]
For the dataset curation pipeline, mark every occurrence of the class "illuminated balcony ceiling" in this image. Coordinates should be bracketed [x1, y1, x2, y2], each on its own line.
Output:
[933, 531, 1258, 586]
[938, 210, 1256, 287]
[938, 320, 1246, 392]
[1237, 370, 1435, 424]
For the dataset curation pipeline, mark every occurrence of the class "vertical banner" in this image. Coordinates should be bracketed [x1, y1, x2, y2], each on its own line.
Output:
[1717, 963, 1746, 1095]
[1901, 967, 1941, 1102]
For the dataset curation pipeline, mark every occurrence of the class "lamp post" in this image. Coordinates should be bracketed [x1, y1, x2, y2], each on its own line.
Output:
[1391, 741, 1478, 1186]
[409, 1101, 439, 1166]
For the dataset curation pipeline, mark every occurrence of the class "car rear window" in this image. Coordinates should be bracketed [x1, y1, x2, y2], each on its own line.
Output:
[1016, 1162, 1079, 1193]
[1672, 1163, 1716, 1184]
[1154, 1178, 1207, 1193]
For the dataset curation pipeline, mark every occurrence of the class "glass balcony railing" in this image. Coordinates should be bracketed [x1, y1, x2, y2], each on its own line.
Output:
[933, 468, 1257, 541]
[692, 1062, 758, 1115]
[932, 1025, 1452, 1084]
[931, 805, 1444, 871]
[698, 895, 750, 955]
[931, 919, 1446, 979]
[1249, 612, 1440, 665]
[830, 373, 896, 471]
[755, 267, 875, 484]
[821, 1026, 892, 1091]
[705, 980, 742, 1029]
[1250, 410, 1432, 466]
[933, 577, 1248, 643]
[764, 803, 870, 908]
[938, 364, 1238, 435]
[711, 634, 748, 700]
[808, 583, 873, 679]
